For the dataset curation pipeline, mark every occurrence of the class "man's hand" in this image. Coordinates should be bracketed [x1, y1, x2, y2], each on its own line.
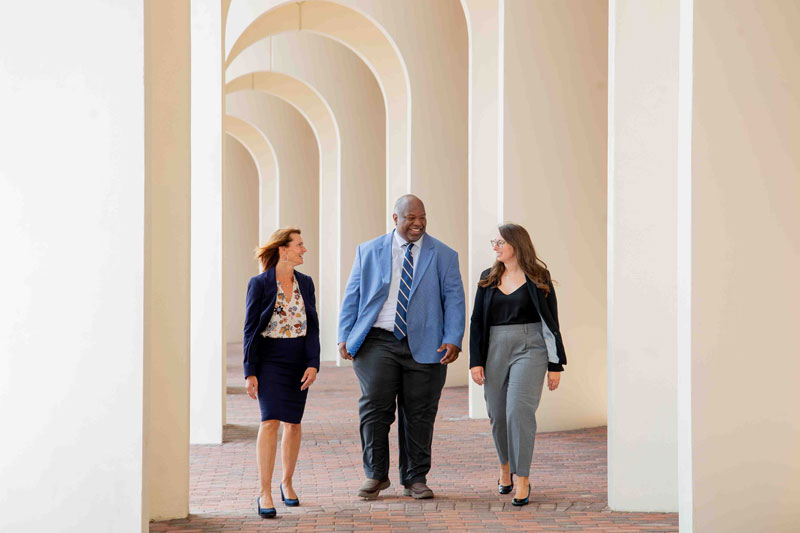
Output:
[437, 343, 461, 364]
[470, 366, 485, 385]
[245, 375, 258, 399]
[300, 367, 318, 391]
[547, 371, 561, 391]
[338, 341, 353, 361]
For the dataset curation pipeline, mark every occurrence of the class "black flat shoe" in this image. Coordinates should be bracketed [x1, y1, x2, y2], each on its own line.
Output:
[498, 474, 514, 495]
[257, 496, 277, 518]
[280, 483, 299, 506]
[511, 485, 531, 507]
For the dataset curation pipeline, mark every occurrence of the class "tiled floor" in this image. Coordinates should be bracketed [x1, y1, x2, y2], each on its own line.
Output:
[151, 347, 678, 532]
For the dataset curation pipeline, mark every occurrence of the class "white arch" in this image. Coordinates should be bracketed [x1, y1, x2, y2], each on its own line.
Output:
[223, 114, 280, 241]
[225, 0, 411, 217]
[226, 71, 342, 357]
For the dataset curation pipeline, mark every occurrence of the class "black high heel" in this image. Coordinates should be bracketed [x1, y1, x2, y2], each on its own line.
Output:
[511, 484, 531, 507]
[280, 483, 299, 507]
[498, 473, 514, 495]
[257, 496, 277, 518]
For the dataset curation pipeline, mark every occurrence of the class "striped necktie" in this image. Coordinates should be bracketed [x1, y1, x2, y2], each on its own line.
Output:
[393, 242, 414, 340]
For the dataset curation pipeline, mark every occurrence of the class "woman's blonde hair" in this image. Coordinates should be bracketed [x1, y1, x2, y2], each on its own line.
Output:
[255, 227, 301, 272]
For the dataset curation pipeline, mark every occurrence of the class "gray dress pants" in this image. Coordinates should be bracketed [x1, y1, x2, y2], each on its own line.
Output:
[352, 328, 447, 485]
[483, 323, 549, 477]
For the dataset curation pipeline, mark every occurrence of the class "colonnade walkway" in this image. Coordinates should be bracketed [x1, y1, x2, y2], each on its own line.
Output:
[151, 345, 678, 532]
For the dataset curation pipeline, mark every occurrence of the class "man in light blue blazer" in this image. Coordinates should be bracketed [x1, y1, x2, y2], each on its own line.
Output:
[338, 195, 466, 500]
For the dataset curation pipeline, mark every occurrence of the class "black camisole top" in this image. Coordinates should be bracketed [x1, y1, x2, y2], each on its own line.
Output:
[489, 284, 540, 326]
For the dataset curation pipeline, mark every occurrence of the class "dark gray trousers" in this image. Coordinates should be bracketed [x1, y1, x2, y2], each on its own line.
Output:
[352, 328, 447, 485]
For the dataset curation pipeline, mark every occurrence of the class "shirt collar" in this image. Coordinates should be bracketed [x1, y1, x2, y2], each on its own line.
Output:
[393, 229, 423, 250]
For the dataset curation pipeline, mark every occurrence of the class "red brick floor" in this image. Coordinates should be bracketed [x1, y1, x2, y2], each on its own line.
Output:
[151, 347, 677, 532]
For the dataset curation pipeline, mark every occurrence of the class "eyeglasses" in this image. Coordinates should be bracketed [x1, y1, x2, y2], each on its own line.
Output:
[490, 239, 506, 248]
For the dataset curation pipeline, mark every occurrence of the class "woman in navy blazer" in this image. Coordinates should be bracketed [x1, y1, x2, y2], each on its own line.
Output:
[243, 227, 320, 518]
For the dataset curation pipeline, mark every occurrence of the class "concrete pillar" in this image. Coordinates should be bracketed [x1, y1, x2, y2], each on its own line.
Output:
[144, 0, 192, 521]
[0, 2, 149, 531]
[608, 0, 679, 512]
[190, 0, 225, 445]
[689, 1, 800, 530]
[502, 0, 608, 432]
[462, 0, 503, 417]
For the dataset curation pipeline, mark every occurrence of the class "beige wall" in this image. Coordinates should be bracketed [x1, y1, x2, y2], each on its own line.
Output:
[347, 0, 470, 385]
[143, 0, 191, 522]
[223, 136, 260, 342]
[225, 1, 469, 379]
[503, 0, 608, 431]
[271, 32, 386, 361]
[691, 2, 800, 530]
[226, 91, 320, 284]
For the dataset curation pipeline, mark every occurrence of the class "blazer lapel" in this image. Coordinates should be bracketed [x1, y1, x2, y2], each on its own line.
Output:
[525, 276, 543, 316]
[296, 274, 310, 306]
[260, 267, 278, 322]
[483, 286, 495, 328]
[409, 236, 435, 300]
[380, 232, 393, 284]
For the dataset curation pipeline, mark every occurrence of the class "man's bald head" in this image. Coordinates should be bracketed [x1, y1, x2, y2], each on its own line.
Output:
[392, 194, 427, 242]
[393, 194, 425, 217]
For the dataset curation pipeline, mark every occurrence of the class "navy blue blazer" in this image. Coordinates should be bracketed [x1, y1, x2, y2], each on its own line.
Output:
[243, 267, 320, 378]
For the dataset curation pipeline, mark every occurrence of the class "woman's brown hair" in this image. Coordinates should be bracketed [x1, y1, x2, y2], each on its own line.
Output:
[255, 227, 301, 272]
[478, 223, 552, 294]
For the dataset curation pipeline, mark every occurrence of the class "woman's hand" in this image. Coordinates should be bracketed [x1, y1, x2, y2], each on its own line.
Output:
[547, 371, 561, 391]
[470, 366, 485, 386]
[300, 367, 318, 391]
[245, 375, 258, 399]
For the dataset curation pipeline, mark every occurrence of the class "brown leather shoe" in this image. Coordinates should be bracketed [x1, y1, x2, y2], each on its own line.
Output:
[402, 482, 434, 499]
[357, 478, 391, 500]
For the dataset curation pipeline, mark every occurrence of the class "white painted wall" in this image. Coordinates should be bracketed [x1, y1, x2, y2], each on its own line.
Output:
[0, 2, 147, 531]
[608, 0, 679, 512]
[690, 2, 800, 530]
[502, 0, 608, 431]
[223, 136, 260, 342]
[226, 91, 320, 283]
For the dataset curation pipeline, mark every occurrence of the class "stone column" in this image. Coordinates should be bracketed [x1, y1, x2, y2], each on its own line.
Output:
[190, 0, 225, 445]
[608, 0, 679, 512]
[144, 0, 192, 521]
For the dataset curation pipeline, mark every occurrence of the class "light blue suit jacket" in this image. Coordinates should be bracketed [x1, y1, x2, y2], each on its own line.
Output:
[338, 231, 466, 364]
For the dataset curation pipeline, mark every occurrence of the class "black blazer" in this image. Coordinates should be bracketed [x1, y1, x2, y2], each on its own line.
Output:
[243, 267, 321, 377]
[469, 268, 566, 372]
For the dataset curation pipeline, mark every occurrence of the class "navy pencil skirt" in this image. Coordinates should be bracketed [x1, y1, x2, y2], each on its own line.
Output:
[256, 336, 309, 424]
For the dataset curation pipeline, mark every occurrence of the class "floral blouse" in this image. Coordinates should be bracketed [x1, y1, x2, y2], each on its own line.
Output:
[261, 277, 308, 338]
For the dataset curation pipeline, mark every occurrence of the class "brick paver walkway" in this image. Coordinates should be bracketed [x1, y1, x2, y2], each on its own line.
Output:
[151, 346, 677, 532]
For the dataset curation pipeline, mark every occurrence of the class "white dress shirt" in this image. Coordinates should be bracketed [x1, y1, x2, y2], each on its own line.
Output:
[373, 231, 424, 332]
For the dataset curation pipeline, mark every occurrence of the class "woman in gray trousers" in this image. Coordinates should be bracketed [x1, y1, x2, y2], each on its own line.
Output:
[469, 223, 566, 506]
